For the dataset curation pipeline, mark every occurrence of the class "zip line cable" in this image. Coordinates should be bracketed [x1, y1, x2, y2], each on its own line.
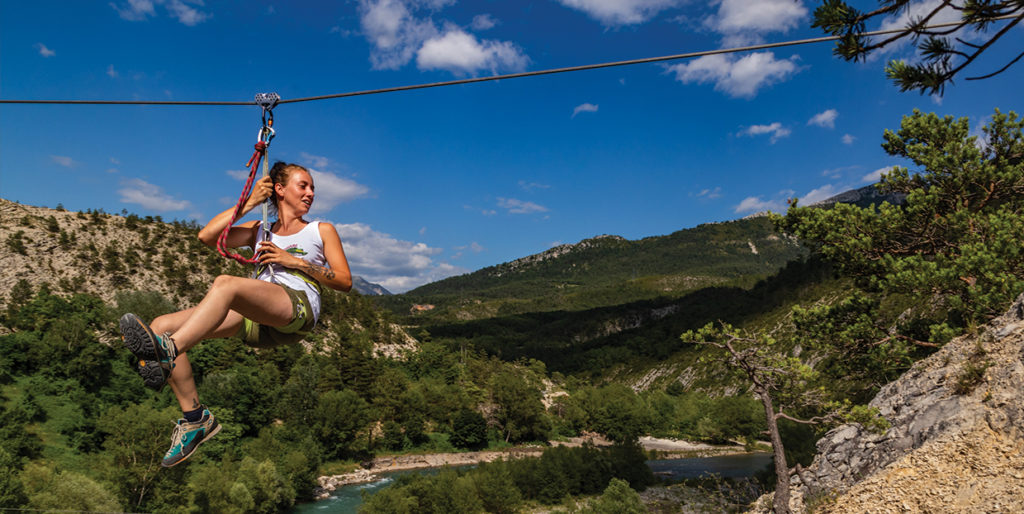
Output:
[0, 15, 1018, 107]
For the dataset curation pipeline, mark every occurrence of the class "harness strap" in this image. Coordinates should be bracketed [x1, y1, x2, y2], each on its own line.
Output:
[216, 141, 267, 265]
[255, 263, 324, 296]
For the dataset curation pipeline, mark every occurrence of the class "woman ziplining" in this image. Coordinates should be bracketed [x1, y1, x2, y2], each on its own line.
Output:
[118, 103, 353, 466]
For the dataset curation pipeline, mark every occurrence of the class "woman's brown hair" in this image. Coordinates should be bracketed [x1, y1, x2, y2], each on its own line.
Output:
[268, 161, 310, 218]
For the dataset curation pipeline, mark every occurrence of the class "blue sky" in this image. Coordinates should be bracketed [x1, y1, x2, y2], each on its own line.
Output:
[1, 1, 1021, 292]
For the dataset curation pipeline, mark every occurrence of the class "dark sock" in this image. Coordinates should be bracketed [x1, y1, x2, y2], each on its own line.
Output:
[183, 406, 204, 423]
[162, 334, 180, 356]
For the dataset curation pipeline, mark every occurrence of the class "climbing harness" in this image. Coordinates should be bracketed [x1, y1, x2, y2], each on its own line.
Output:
[216, 92, 280, 271]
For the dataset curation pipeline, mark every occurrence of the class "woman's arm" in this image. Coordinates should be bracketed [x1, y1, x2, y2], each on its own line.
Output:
[197, 176, 272, 248]
[254, 222, 353, 292]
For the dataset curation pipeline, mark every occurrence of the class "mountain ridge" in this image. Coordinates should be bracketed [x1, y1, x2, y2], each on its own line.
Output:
[380, 216, 807, 322]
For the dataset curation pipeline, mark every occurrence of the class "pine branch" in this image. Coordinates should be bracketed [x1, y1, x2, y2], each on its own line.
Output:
[967, 48, 1024, 80]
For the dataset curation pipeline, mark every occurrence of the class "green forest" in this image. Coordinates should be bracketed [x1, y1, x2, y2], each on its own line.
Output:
[0, 282, 768, 512]
[2, 108, 1022, 513]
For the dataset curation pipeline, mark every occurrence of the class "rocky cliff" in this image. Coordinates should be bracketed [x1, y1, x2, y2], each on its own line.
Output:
[772, 292, 1024, 512]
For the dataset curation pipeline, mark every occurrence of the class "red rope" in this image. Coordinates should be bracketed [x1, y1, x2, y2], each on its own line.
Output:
[217, 141, 267, 265]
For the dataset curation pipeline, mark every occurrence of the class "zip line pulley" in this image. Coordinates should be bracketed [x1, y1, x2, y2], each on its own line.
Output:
[216, 92, 280, 277]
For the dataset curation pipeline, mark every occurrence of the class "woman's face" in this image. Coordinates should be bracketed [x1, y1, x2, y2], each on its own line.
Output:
[276, 168, 315, 214]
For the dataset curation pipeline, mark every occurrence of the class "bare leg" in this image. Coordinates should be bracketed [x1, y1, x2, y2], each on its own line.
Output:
[150, 305, 248, 412]
[171, 275, 293, 353]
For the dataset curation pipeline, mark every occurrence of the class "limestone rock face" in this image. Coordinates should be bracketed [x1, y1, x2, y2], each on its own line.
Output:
[786, 292, 1024, 512]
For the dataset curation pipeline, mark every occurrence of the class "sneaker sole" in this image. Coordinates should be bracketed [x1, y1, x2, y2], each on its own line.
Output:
[161, 421, 221, 468]
[119, 313, 169, 390]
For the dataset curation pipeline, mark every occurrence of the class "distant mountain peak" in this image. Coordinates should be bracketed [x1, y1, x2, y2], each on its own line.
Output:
[807, 183, 906, 209]
[352, 276, 391, 296]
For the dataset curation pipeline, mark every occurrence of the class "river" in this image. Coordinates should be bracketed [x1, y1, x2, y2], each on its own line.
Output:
[292, 453, 773, 513]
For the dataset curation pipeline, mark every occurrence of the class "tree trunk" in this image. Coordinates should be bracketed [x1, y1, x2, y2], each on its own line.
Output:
[759, 388, 791, 514]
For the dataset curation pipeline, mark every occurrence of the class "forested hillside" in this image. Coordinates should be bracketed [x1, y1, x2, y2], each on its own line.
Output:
[376, 216, 805, 321]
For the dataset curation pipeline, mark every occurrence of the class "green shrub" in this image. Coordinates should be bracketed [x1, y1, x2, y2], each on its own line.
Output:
[20, 462, 122, 512]
[114, 290, 176, 323]
[6, 231, 27, 255]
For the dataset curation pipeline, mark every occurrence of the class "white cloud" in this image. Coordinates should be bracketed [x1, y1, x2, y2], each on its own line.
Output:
[110, 0, 209, 25]
[36, 43, 55, 57]
[667, 52, 800, 98]
[110, 157, 121, 165]
[118, 178, 193, 211]
[694, 187, 722, 199]
[862, 166, 894, 183]
[969, 115, 993, 151]
[821, 165, 859, 179]
[572, 103, 599, 118]
[360, 0, 422, 69]
[664, 0, 805, 95]
[518, 180, 551, 191]
[111, 0, 156, 20]
[800, 184, 841, 205]
[556, 0, 683, 26]
[416, 28, 528, 75]
[110, 0, 150, 19]
[308, 170, 370, 214]
[808, 109, 838, 129]
[299, 152, 331, 170]
[107, 64, 119, 78]
[471, 13, 497, 30]
[50, 155, 77, 168]
[705, 0, 807, 45]
[358, 1, 526, 74]
[454, 242, 485, 254]
[497, 197, 548, 214]
[419, 226, 427, 235]
[359, 0, 454, 70]
[734, 196, 784, 214]
[166, 0, 209, 25]
[842, 134, 856, 145]
[738, 122, 791, 143]
[333, 222, 463, 292]
[226, 169, 251, 180]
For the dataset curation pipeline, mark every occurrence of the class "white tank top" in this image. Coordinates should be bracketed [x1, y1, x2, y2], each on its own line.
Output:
[254, 221, 326, 323]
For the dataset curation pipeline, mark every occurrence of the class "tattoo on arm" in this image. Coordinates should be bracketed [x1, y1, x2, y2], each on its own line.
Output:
[300, 263, 335, 281]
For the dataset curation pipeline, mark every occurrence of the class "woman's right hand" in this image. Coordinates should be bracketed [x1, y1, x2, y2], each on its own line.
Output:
[244, 176, 274, 211]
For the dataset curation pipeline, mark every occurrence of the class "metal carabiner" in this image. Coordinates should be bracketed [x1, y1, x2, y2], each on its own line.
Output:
[254, 92, 280, 145]
[257, 125, 275, 144]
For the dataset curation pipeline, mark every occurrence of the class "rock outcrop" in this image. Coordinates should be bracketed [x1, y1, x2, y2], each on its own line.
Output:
[779, 292, 1024, 512]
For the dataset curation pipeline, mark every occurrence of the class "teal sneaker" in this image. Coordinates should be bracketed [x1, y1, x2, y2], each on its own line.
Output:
[119, 313, 177, 390]
[162, 406, 221, 467]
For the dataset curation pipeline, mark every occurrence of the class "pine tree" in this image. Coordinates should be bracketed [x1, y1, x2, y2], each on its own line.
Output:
[776, 109, 1024, 334]
[813, 0, 1023, 95]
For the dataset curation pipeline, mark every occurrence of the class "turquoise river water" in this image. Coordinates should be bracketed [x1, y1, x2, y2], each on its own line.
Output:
[292, 452, 773, 513]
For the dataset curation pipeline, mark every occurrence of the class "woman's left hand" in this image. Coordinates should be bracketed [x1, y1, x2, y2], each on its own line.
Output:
[256, 241, 302, 269]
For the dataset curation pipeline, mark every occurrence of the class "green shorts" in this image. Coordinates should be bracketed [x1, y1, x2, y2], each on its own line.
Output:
[238, 284, 316, 349]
